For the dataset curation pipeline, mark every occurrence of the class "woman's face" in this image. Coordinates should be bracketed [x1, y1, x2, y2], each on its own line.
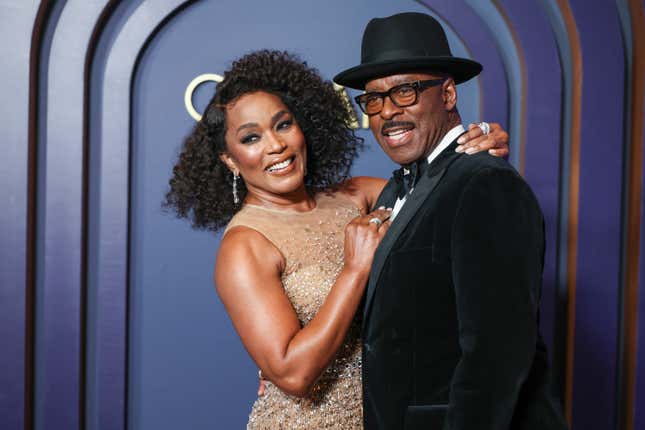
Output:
[220, 91, 307, 203]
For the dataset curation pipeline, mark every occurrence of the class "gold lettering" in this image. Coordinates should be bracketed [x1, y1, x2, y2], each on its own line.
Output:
[333, 83, 360, 129]
[185, 74, 368, 128]
[184, 73, 224, 121]
[332, 83, 369, 129]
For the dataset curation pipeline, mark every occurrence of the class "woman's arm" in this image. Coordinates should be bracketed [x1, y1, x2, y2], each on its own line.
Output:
[215, 209, 390, 397]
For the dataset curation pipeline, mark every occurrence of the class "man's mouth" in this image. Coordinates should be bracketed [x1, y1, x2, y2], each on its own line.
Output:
[266, 156, 295, 173]
[381, 122, 415, 146]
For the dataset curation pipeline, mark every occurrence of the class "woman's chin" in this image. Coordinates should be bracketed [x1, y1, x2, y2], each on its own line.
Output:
[267, 171, 306, 190]
[252, 176, 306, 198]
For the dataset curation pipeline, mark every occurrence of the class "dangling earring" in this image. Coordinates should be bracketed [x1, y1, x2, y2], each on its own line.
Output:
[232, 172, 240, 204]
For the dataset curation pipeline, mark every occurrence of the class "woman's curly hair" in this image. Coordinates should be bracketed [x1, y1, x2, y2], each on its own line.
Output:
[164, 50, 363, 232]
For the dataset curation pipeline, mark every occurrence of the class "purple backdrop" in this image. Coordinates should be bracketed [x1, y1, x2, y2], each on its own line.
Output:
[1, 1, 644, 429]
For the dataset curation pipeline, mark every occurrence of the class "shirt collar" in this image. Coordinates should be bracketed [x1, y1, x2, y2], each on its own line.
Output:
[426, 124, 465, 166]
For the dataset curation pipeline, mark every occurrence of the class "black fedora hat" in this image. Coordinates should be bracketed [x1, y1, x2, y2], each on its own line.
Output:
[334, 12, 482, 90]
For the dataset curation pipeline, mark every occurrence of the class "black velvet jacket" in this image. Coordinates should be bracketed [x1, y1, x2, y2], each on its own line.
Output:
[362, 140, 568, 430]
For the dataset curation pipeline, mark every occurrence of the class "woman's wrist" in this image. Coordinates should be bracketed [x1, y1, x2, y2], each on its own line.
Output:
[340, 264, 371, 286]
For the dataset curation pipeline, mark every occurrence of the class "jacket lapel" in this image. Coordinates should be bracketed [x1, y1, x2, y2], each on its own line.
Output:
[363, 141, 462, 322]
[372, 176, 400, 211]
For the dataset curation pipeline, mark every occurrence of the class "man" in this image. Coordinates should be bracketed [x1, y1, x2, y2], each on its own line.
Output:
[334, 12, 568, 430]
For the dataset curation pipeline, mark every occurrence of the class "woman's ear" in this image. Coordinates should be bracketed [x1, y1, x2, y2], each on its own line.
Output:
[219, 153, 239, 175]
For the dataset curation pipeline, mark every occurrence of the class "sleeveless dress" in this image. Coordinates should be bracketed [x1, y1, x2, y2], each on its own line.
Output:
[224, 192, 364, 429]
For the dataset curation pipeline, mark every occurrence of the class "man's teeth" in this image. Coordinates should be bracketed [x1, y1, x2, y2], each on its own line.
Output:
[268, 158, 293, 172]
[385, 129, 412, 137]
[385, 129, 412, 140]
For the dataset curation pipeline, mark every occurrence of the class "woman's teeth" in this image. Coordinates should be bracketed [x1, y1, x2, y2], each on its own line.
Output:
[267, 158, 293, 172]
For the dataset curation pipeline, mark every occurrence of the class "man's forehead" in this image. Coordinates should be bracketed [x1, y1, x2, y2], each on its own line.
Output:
[365, 71, 446, 90]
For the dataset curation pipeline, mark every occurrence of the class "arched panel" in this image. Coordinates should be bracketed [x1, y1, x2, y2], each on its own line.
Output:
[638, 84, 645, 430]
[465, 0, 526, 171]
[494, 0, 564, 390]
[86, 2, 193, 430]
[567, 0, 626, 429]
[539, 1, 583, 421]
[418, 0, 510, 132]
[616, 0, 645, 429]
[0, 3, 43, 429]
[620, 1, 645, 429]
[34, 2, 108, 429]
[85, 1, 151, 428]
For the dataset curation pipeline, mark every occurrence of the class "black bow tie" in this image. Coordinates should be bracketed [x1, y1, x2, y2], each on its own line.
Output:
[393, 160, 428, 200]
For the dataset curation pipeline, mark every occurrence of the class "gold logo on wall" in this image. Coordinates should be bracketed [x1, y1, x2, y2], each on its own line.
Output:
[184, 73, 224, 121]
[185, 73, 368, 129]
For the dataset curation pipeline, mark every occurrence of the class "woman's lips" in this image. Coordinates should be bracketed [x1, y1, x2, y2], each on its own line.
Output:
[266, 156, 296, 176]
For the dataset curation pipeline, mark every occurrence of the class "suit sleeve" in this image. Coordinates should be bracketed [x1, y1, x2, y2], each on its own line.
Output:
[446, 167, 545, 430]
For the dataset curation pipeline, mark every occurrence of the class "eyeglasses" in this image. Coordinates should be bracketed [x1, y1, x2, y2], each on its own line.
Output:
[354, 79, 446, 115]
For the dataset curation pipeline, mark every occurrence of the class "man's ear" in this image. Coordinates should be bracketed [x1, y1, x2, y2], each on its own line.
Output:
[219, 152, 239, 175]
[442, 78, 457, 111]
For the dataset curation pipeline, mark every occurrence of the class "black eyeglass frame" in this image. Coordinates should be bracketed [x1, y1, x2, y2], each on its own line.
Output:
[354, 78, 447, 115]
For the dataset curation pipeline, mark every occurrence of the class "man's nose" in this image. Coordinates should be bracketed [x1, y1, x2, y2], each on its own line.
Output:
[379, 96, 403, 119]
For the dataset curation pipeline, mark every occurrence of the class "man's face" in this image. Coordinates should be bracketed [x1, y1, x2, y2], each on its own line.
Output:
[365, 72, 456, 166]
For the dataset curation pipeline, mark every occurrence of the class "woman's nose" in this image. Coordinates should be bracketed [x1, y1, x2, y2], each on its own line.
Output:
[266, 132, 287, 153]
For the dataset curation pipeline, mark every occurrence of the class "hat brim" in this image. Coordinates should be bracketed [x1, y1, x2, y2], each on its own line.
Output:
[333, 56, 482, 90]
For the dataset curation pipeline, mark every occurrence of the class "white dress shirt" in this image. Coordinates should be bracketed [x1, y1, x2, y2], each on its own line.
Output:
[390, 124, 466, 220]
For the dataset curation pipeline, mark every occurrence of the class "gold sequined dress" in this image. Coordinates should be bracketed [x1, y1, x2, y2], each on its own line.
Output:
[224, 192, 364, 429]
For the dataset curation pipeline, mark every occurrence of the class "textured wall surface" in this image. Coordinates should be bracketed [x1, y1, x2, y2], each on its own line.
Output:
[1, 1, 644, 429]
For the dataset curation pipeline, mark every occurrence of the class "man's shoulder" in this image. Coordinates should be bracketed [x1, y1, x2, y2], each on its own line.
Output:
[447, 152, 541, 214]
[453, 150, 515, 174]
[444, 152, 539, 203]
[448, 151, 521, 184]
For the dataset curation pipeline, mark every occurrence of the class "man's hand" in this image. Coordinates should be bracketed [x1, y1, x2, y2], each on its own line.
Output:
[455, 122, 509, 157]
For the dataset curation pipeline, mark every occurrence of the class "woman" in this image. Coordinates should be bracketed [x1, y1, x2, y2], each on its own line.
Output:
[165, 50, 509, 429]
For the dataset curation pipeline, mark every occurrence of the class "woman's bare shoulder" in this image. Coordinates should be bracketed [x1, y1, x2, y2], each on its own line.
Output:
[335, 176, 388, 212]
[216, 225, 284, 289]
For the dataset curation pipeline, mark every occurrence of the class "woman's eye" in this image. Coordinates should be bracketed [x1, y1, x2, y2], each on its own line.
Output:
[277, 119, 293, 130]
[241, 134, 260, 144]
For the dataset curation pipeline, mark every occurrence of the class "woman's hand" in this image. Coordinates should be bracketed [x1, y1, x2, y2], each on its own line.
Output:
[455, 122, 509, 157]
[343, 208, 392, 275]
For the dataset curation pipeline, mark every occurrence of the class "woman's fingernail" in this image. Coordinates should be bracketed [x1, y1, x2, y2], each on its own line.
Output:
[386, 207, 393, 211]
[378, 206, 385, 210]
[457, 137, 465, 144]
[455, 145, 464, 153]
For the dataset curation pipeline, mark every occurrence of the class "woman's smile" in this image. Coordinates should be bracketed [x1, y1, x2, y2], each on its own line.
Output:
[220, 91, 308, 206]
[266, 155, 296, 174]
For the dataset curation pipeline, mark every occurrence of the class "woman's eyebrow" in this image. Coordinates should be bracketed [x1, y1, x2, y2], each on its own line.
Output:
[271, 110, 288, 124]
[236, 122, 258, 133]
